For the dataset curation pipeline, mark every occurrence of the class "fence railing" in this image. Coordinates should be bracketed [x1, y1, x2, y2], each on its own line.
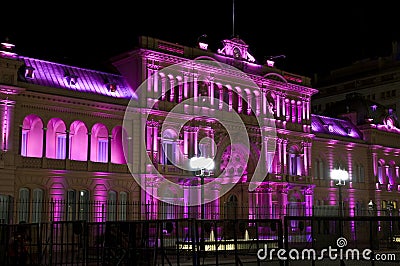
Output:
[2, 216, 400, 265]
[1, 218, 284, 266]
[0, 198, 397, 224]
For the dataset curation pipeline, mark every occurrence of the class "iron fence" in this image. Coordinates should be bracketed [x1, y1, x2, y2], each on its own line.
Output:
[2, 216, 400, 265]
[0, 198, 397, 224]
[0, 218, 284, 266]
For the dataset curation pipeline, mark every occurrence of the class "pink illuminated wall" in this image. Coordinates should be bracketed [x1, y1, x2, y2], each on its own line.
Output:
[111, 126, 126, 164]
[22, 114, 43, 157]
[91, 123, 108, 162]
[46, 118, 67, 159]
[70, 121, 88, 161]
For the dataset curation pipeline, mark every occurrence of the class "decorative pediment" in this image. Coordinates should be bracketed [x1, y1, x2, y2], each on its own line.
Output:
[217, 37, 255, 62]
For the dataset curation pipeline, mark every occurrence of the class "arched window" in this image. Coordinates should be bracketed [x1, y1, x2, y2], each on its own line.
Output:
[46, 118, 67, 159]
[16, 188, 44, 223]
[91, 123, 109, 163]
[161, 129, 178, 165]
[67, 189, 90, 221]
[111, 126, 126, 164]
[21, 114, 43, 157]
[69, 121, 88, 161]
[107, 191, 128, 221]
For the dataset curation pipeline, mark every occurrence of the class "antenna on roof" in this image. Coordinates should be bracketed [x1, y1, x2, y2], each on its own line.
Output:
[232, 0, 235, 37]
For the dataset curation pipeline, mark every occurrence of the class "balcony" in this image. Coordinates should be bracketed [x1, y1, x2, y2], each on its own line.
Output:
[18, 156, 129, 174]
[157, 164, 190, 176]
[285, 174, 312, 184]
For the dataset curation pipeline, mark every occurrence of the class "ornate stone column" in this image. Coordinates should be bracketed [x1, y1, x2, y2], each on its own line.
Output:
[87, 132, 92, 162]
[282, 139, 288, 174]
[42, 127, 47, 158]
[193, 73, 199, 103]
[169, 75, 175, 102]
[277, 138, 282, 174]
[276, 93, 281, 118]
[160, 75, 167, 101]
[183, 72, 189, 99]
[209, 77, 215, 106]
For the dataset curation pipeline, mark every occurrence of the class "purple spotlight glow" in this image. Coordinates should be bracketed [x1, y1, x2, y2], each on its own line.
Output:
[21, 114, 43, 157]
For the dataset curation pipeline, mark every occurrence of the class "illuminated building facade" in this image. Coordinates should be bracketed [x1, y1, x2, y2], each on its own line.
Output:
[0, 36, 397, 224]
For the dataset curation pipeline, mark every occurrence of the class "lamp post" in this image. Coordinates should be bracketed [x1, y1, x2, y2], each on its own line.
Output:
[190, 156, 214, 264]
[387, 201, 394, 248]
[189, 156, 214, 220]
[331, 168, 348, 266]
[368, 200, 375, 215]
[331, 168, 349, 219]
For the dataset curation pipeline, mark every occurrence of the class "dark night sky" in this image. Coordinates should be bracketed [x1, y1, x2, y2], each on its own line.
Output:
[1, 1, 399, 78]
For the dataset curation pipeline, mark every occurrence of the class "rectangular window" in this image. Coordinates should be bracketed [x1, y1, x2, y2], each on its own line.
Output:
[378, 165, 383, 183]
[119, 192, 127, 221]
[163, 142, 174, 165]
[67, 190, 76, 221]
[98, 139, 108, 162]
[319, 161, 325, 179]
[79, 190, 89, 221]
[0, 195, 10, 223]
[56, 135, 66, 159]
[296, 156, 302, 175]
[290, 155, 297, 175]
[107, 191, 117, 222]
[359, 165, 365, 183]
[271, 203, 279, 219]
[32, 189, 43, 223]
[18, 189, 30, 223]
[314, 160, 319, 179]
[266, 152, 274, 173]
[21, 131, 28, 156]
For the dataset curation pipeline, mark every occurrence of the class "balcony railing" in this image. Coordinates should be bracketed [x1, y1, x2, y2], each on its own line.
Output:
[19, 156, 129, 173]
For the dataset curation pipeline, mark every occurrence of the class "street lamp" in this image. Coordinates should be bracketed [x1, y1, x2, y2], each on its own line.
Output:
[387, 201, 394, 248]
[190, 156, 214, 263]
[331, 168, 348, 266]
[189, 156, 214, 220]
[331, 168, 349, 219]
[368, 200, 376, 215]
